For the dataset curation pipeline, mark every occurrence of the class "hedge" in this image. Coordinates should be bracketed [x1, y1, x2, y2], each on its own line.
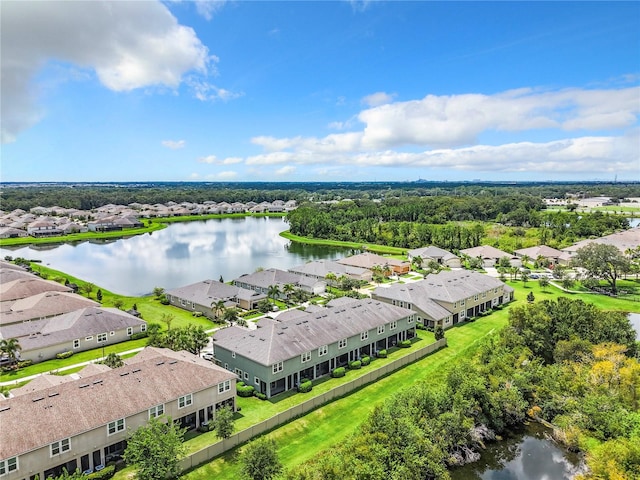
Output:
[236, 382, 255, 397]
[377, 349, 387, 358]
[87, 465, 115, 480]
[254, 392, 267, 400]
[331, 367, 346, 378]
[56, 351, 74, 359]
[297, 380, 313, 393]
[348, 360, 362, 370]
[361, 356, 371, 366]
[130, 331, 148, 340]
[398, 340, 412, 348]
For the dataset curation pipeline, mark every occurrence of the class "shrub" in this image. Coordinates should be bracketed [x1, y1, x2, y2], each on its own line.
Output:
[237, 382, 255, 397]
[192, 311, 203, 317]
[348, 360, 362, 370]
[17, 359, 33, 368]
[361, 356, 371, 366]
[331, 367, 346, 378]
[254, 392, 267, 400]
[87, 465, 115, 480]
[297, 380, 312, 393]
[56, 351, 74, 359]
[130, 331, 148, 340]
[377, 349, 387, 358]
[398, 340, 411, 348]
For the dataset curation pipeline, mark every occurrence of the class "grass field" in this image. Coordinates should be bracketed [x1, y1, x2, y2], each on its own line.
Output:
[279, 230, 407, 255]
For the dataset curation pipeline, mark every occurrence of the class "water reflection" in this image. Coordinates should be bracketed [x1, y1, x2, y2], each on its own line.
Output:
[0, 217, 351, 296]
[451, 424, 582, 480]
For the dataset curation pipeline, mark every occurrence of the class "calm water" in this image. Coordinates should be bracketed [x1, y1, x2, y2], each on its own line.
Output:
[0, 217, 353, 296]
[629, 313, 640, 340]
[450, 424, 583, 480]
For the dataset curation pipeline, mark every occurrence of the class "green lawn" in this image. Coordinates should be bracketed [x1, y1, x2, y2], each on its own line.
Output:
[279, 230, 407, 255]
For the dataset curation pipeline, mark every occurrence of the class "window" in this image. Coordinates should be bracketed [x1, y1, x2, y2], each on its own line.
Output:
[390, 321, 397, 330]
[377, 325, 385, 335]
[254, 377, 260, 386]
[107, 418, 125, 435]
[85, 335, 93, 341]
[318, 345, 328, 356]
[141, 324, 147, 332]
[149, 404, 164, 419]
[244, 372, 249, 380]
[97, 333, 107, 343]
[361, 331, 368, 341]
[178, 394, 193, 409]
[453, 302, 457, 308]
[110, 331, 115, 336]
[73, 339, 80, 349]
[482, 291, 487, 298]
[218, 379, 231, 393]
[127, 327, 133, 336]
[232, 351, 236, 358]
[51, 438, 70, 456]
[234, 368, 242, 377]
[408, 315, 414, 324]
[301, 351, 311, 363]
[272, 362, 283, 374]
[224, 363, 229, 370]
[0, 457, 18, 475]
[474, 294, 479, 301]
[338, 338, 347, 349]
[180, 299, 186, 306]
[460, 310, 466, 319]
[461, 299, 466, 306]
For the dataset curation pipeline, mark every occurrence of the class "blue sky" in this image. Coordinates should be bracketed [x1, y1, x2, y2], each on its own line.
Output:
[1, 1, 639, 182]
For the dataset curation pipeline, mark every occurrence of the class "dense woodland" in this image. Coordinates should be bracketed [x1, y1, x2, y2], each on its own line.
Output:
[286, 298, 640, 480]
[1, 181, 639, 212]
[287, 198, 630, 251]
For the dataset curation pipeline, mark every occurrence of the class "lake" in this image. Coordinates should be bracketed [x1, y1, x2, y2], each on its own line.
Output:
[629, 312, 640, 340]
[450, 423, 583, 480]
[0, 217, 353, 296]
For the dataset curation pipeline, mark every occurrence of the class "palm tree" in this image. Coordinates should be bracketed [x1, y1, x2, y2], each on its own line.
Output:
[371, 265, 384, 284]
[282, 283, 295, 306]
[223, 307, 239, 326]
[0, 338, 22, 364]
[212, 299, 226, 321]
[267, 284, 281, 303]
[520, 254, 531, 268]
[325, 272, 337, 287]
[411, 255, 423, 271]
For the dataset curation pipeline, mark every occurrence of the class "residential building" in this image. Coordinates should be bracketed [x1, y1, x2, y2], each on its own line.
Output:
[459, 245, 521, 268]
[0, 307, 147, 363]
[233, 268, 326, 298]
[562, 226, 640, 256]
[212, 298, 415, 398]
[0, 277, 72, 302]
[0, 292, 99, 326]
[371, 270, 513, 329]
[407, 246, 461, 268]
[337, 252, 411, 275]
[0, 347, 237, 480]
[514, 245, 572, 267]
[288, 260, 373, 283]
[165, 280, 267, 316]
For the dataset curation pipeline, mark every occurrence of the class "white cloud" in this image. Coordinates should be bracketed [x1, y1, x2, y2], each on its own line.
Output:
[187, 78, 244, 102]
[275, 166, 296, 176]
[194, 0, 228, 21]
[162, 139, 186, 149]
[198, 155, 243, 165]
[361, 91, 396, 107]
[1, 0, 216, 143]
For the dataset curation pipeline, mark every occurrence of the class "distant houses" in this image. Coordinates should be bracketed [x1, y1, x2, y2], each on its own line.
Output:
[459, 245, 521, 268]
[164, 280, 267, 316]
[233, 268, 326, 298]
[288, 259, 373, 283]
[407, 246, 461, 268]
[337, 252, 411, 275]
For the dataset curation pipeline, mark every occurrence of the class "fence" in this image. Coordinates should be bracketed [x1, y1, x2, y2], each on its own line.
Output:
[179, 337, 448, 471]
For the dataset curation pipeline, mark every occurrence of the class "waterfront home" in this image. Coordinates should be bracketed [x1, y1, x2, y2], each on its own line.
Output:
[459, 245, 521, 268]
[407, 246, 461, 268]
[165, 280, 267, 316]
[233, 268, 326, 298]
[371, 270, 513, 329]
[212, 298, 415, 398]
[514, 245, 572, 267]
[0, 347, 237, 480]
[337, 252, 411, 275]
[288, 259, 373, 283]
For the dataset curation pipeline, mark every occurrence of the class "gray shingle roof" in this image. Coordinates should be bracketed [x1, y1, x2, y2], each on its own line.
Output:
[288, 260, 370, 278]
[213, 298, 413, 365]
[0, 347, 237, 459]
[165, 279, 264, 305]
[0, 277, 71, 301]
[0, 291, 99, 325]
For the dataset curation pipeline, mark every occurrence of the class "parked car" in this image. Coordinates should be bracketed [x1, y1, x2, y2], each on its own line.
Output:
[201, 352, 214, 362]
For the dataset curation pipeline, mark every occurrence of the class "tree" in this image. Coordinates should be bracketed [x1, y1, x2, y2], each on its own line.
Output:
[219, 275, 224, 283]
[113, 298, 124, 309]
[521, 269, 530, 286]
[80, 282, 95, 298]
[223, 307, 239, 326]
[212, 299, 226, 321]
[526, 291, 535, 303]
[411, 255, 423, 270]
[160, 313, 174, 331]
[539, 276, 550, 291]
[282, 283, 295, 305]
[0, 338, 22, 363]
[572, 243, 631, 294]
[520, 254, 531, 268]
[267, 284, 281, 303]
[257, 298, 273, 313]
[96, 289, 103, 302]
[103, 352, 124, 368]
[123, 416, 186, 480]
[325, 272, 337, 287]
[153, 287, 165, 299]
[434, 326, 445, 341]
[241, 437, 283, 480]
[213, 405, 235, 439]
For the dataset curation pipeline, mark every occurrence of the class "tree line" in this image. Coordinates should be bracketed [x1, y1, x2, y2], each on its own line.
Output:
[285, 298, 639, 480]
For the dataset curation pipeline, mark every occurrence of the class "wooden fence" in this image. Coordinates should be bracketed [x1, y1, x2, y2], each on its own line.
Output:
[179, 337, 448, 471]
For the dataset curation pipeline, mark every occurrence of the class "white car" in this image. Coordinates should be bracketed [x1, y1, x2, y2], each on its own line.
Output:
[201, 352, 214, 362]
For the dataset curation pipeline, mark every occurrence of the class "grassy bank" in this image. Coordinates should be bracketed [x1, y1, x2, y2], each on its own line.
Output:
[280, 230, 407, 255]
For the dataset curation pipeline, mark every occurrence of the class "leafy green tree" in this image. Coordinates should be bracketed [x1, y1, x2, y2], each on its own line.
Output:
[0, 338, 22, 363]
[521, 269, 530, 286]
[241, 437, 283, 480]
[526, 291, 535, 303]
[572, 243, 631, 294]
[103, 352, 124, 368]
[434, 326, 445, 341]
[146, 323, 162, 344]
[123, 416, 186, 480]
[257, 298, 273, 313]
[160, 313, 174, 331]
[538, 276, 550, 291]
[153, 287, 165, 299]
[80, 282, 95, 298]
[113, 298, 124, 309]
[96, 289, 103, 302]
[267, 284, 281, 302]
[325, 272, 337, 286]
[213, 405, 235, 439]
[212, 299, 226, 321]
[223, 307, 239, 326]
